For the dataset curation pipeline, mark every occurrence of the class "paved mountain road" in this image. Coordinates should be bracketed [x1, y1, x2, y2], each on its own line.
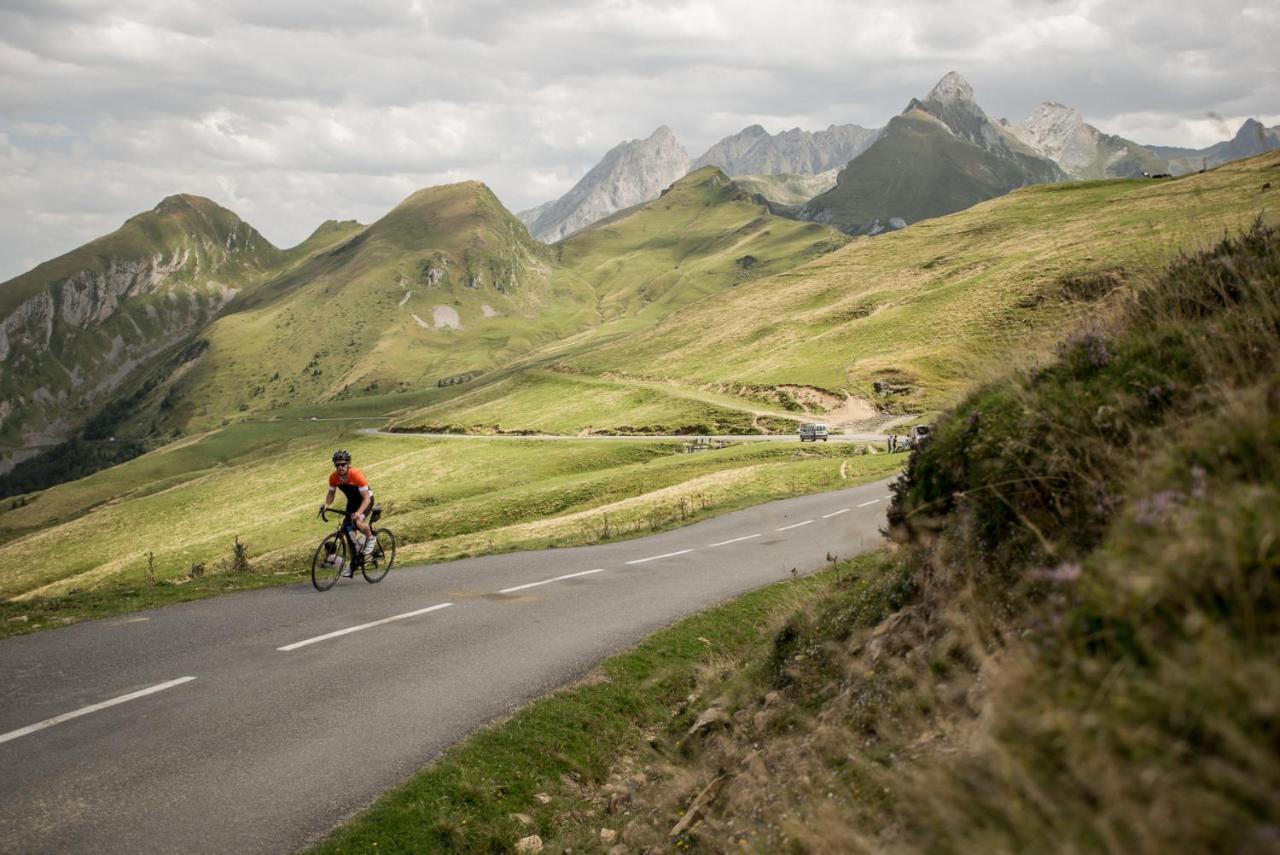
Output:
[361, 427, 896, 442]
[0, 479, 895, 854]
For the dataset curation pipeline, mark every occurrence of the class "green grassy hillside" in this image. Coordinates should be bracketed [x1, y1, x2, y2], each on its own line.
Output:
[351, 214, 1280, 855]
[803, 108, 1065, 233]
[733, 170, 838, 206]
[0, 421, 898, 631]
[595, 216, 1280, 852]
[151, 182, 600, 432]
[557, 167, 847, 328]
[0, 195, 286, 458]
[390, 168, 849, 433]
[554, 151, 1280, 416]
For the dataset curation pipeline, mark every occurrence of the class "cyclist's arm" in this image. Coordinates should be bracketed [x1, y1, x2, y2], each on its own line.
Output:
[322, 486, 336, 512]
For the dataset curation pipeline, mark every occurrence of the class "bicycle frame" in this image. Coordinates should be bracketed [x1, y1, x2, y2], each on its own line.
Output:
[320, 507, 375, 567]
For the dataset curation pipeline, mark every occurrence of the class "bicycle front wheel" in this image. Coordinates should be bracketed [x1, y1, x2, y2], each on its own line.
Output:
[362, 529, 396, 583]
[312, 533, 350, 591]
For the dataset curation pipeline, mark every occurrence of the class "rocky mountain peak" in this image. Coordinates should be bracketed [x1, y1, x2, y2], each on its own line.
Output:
[927, 71, 975, 105]
[692, 122, 881, 177]
[1026, 101, 1085, 129]
[1235, 118, 1265, 141]
[517, 127, 692, 242]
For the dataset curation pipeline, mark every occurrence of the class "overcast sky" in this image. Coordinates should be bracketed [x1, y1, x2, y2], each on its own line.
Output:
[1, 0, 1277, 282]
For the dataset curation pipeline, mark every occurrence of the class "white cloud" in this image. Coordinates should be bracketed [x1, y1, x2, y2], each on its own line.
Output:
[0, 0, 1276, 281]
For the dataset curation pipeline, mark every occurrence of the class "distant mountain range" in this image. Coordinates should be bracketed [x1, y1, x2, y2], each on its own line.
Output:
[1146, 118, 1280, 175]
[999, 102, 1165, 179]
[517, 72, 1277, 242]
[1, 168, 847, 474]
[691, 123, 881, 176]
[799, 72, 1066, 234]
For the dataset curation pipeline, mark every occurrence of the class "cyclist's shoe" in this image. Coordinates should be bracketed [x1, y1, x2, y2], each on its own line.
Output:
[340, 567, 354, 578]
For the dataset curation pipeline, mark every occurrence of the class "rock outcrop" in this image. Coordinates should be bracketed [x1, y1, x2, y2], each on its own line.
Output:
[518, 127, 691, 243]
[692, 123, 881, 177]
[1000, 101, 1167, 179]
[0, 195, 281, 471]
[799, 72, 1066, 235]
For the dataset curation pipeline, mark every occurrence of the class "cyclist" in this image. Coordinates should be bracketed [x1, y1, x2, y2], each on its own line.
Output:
[320, 450, 376, 574]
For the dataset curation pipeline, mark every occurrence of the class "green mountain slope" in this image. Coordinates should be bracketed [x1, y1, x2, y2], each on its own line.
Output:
[802, 108, 1064, 234]
[391, 168, 849, 433]
[732, 170, 838, 206]
[801, 73, 1065, 235]
[457, 151, 1280, 428]
[151, 181, 599, 431]
[0, 195, 284, 466]
[557, 167, 847, 327]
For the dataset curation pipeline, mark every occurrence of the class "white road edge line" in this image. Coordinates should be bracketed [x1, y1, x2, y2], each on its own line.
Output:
[857, 499, 882, 507]
[0, 676, 197, 746]
[278, 603, 454, 652]
[708, 533, 761, 547]
[777, 520, 814, 531]
[822, 508, 851, 518]
[626, 549, 694, 565]
[499, 568, 607, 594]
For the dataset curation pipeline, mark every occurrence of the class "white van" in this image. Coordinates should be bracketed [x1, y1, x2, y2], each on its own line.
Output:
[798, 422, 829, 442]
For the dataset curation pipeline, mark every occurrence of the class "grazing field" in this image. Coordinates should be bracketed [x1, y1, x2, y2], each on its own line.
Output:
[399, 152, 1280, 434]
[0, 422, 899, 636]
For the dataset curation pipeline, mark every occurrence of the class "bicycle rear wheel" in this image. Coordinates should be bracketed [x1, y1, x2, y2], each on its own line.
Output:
[311, 533, 350, 591]
[361, 529, 396, 583]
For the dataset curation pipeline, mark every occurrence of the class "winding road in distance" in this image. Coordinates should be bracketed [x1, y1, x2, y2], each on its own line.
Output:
[360, 427, 897, 442]
[0, 477, 896, 854]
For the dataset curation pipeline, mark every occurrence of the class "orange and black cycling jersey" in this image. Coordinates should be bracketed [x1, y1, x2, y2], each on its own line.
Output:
[329, 467, 373, 514]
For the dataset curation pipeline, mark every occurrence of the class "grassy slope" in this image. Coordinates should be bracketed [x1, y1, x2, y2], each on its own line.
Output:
[391, 168, 849, 433]
[328, 204, 1280, 855]
[160, 182, 601, 432]
[733, 170, 838, 206]
[561, 151, 1280, 413]
[0, 195, 288, 447]
[0, 419, 899, 628]
[0, 195, 281, 317]
[503, 218, 1280, 852]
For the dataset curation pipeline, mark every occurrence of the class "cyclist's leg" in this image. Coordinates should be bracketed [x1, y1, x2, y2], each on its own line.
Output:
[339, 518, 359, 575]
[353, 496, 376, 553]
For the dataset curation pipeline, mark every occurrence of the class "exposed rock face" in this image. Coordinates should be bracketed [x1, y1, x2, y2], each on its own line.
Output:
[1000, 101, 1167, 179]
[1147, 118, 1280, 175]
[799, 72, 1065, 235]
[906, 71, 1043, 163]
[0, 196, 279, 470]
[518, 127, 691, 243]
[692, 123, 881, 176]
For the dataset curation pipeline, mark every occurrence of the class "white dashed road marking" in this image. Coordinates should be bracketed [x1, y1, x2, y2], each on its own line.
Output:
[0, 677, 197, 745]
[708, 533, 761, 547]
[499, 568, 607, 594]
[278, 603, 454, 651]
[777, 520, 814, 531]
[857, 499, 881, 507]
[626, 549, 694, 565]
[822, 508, 850, 518]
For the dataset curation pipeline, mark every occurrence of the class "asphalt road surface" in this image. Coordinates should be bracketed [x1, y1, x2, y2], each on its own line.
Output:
[0, 478, 896, 854]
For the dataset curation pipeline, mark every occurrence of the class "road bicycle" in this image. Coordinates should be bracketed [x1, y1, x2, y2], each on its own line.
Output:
[311, 506, 396, 591]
